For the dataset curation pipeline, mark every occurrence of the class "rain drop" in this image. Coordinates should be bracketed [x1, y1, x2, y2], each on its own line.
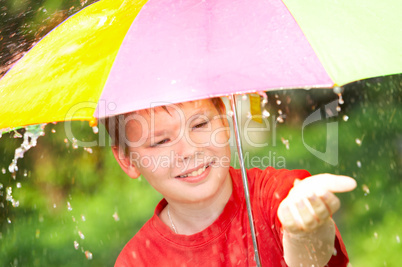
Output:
[396, 235, 400, 243]
[357, 161, 362, 168]
[72, 138, 78, 149]
[1, 168, 5, 174]
[276, 100, 281, 105]
[262, 110, 270, 118]
[78, 230, 85, 239]
[355, 138, 362, 146]
[227, 110, 234, 117]
[278, 109, 283, 115]
[374, 232, 378, 239]
[81, 215, 86, 221]
[333, 86, 343, 95]
[281, 137, 290, 150]
[336, 106, 341, 112]
[85, 251, 93, 260]
[67, 202, 72, 211]
[92, 126, 99, 134]
[51, 129, 56, 133]
[362, 184, 370, 195]
[16, 183, 21, 188]
[7, 218, 11, 224]
[113, 212, 120, 221]
[338, 94, 344, 105]
[0, 183, 3, 190]
[74, 241, 79, 250]
[84, 147, 93, 154]
[276, 116, 284, 123]
[342, 115, 349, 121]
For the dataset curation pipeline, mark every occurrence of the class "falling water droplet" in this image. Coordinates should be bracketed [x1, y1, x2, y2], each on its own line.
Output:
[7, 218, 11, 224]
[51, 129, 56, 133]
[81, 215, 86, 221]
[67, 202, 72, 211]
[78, 230, 85, 239]
[342, 115, 349, 121]
[84, 147, 93, 154]
[338, 94, 344, 105]
[1, 168, 5, 174]
[278, 109, 283, 115]
[53, 203, 57, 208]
[355, 138, 362, 146]
[74, 241, 79, 250]
[336, 106, 341, 112]
[262, 110, 270, 118]
[0, 183, 3, 190]
[92, 126, 99, 134]
[227, 110, 234, 117]
[64, 138, 68, 143]
[362, 184, 370, 195]
[23, 170, 28, 177]
[276, 100, 281, 105]
[16, 183, 21, 188]
[85, 251, 93, 260]
[113, 212, 120, 221]
[396, 235, 400, 243]
[72, 138, 78, 149]
[374, 232, 378, 239]
[281, 137, 290, 150]
[357, 161, 362, 168]
[276, 116, 284, 123]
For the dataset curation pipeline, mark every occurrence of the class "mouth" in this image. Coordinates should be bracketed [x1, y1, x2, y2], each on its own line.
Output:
[175, 161, 214, 178]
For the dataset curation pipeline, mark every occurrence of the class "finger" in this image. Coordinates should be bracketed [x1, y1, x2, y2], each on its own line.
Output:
[278, 205, 302, 233]
[295, 199, 318, 231]
[318, 191, 341, 215]
[307, 194, 330, 222]
[298, 174, 357, 193]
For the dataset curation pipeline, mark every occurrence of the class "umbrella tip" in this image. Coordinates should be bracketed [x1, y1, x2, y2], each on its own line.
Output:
[89, 117, 98, 127]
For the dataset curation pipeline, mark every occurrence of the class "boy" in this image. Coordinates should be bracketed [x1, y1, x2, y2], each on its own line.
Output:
[104, 97, 356, 266]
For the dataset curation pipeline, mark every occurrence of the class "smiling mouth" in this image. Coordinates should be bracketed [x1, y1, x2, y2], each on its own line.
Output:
[175, 161, 214, 178]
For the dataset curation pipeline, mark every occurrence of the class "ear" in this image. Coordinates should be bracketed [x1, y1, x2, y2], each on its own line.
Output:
[111, 146, 141, 179]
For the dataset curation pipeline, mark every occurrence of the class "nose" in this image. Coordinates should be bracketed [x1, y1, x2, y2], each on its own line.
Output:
[174, 135, 199, 162]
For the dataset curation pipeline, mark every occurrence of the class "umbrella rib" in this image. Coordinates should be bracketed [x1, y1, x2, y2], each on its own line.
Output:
[230, 94, 261, 267]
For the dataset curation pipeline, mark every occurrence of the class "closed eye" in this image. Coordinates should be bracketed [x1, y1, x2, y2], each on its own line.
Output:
[150, 138, 170, 147]
[192, 121, 209, 130]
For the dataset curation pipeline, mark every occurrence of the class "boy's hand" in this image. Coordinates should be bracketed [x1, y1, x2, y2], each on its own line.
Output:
[277, 174, 356, 234]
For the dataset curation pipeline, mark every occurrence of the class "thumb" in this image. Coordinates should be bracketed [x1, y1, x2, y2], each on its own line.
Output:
[301, 174, 357, 193]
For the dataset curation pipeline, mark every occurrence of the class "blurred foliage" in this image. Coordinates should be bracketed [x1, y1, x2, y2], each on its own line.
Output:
[0, 0, 402, 266]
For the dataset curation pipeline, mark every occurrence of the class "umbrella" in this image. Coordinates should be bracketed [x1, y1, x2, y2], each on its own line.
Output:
[1, 0, 401, 265]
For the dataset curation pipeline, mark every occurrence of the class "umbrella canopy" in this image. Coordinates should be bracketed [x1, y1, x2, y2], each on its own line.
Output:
[0, 0, 401, 129]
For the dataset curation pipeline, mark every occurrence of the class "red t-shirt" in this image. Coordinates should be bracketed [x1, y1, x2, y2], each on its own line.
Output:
[115, 167, 349, 266]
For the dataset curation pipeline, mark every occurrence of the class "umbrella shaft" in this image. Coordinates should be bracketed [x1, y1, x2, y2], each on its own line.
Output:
[230, 94, 261, 267]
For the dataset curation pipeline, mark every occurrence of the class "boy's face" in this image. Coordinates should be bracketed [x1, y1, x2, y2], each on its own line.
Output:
[115, 99, 231, 204]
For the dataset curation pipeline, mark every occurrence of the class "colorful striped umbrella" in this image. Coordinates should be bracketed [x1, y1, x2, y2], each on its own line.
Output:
[0, 0, 401, 129]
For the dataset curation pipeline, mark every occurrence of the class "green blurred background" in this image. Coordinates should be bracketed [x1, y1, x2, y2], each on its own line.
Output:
[1, 0, 401, 266]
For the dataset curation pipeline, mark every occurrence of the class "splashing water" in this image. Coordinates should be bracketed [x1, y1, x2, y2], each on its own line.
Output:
[8, 124, 46, 174]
